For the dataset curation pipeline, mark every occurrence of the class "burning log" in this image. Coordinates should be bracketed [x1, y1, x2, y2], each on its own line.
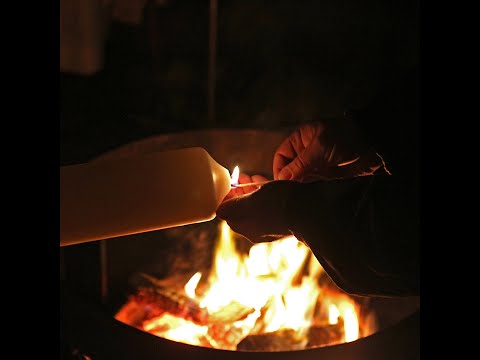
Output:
[206, 323, 248, 350]
[134, 286, 209, 325]
[237, 320, 345, 351]
[131, 273, 255, 327]
[123, 285, 255, 350]
[208, 301, 255, 323]
[307, 319, 345, 347]
[237, 328, 308, 351]
[114, 297, 151, 327]
[128, 272, 208, 325]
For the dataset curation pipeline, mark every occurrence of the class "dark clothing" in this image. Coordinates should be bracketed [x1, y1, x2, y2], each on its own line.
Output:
[288, 67, 419, 297]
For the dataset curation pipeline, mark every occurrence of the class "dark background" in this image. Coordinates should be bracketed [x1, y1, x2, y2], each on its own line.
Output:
[60, 0, 419, 165]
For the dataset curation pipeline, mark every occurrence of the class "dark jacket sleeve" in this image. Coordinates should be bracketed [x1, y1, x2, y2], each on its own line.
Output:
[287, 67, 419, 297]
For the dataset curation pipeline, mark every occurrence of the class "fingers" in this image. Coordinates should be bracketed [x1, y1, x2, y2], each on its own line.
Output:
[222, 173, 270, 201]
[217, 180, 297, 243]
[275, 134, 327, 181]
[216, 193, 251, 221]
[274, 123, 328, 181]
[218, 180, 294, 222]
[274, 131, 301, 179]
[252, 174, 269, 183]
[220, 218, 283, 244]
[237, 173, 262, 194]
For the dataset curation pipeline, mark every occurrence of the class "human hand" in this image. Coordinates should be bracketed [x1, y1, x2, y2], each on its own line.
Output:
[223, 173, 270, 201]
[273, 121, 382, 182]
[217, 180, 299, 243]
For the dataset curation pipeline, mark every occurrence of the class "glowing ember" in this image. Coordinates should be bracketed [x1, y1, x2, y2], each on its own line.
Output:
[115, 221, 377, 350]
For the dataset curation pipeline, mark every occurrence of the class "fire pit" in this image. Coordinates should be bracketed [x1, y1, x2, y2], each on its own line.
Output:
[115, 220, 377, 351]
[60, 129, 420, 359]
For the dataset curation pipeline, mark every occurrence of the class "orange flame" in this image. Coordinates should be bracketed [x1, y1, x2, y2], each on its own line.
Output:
[115, 164, 377, 350]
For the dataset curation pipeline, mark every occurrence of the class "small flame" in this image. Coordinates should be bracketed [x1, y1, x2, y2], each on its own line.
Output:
[230, 166, 240, 186]
[339, 302, 359, 342]
[185, 272, 202, 298]
[328, 304, 340, 325]
[326, 300, 359, 342]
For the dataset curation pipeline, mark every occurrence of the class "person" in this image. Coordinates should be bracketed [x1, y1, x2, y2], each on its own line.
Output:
[216, 67, 419, 298]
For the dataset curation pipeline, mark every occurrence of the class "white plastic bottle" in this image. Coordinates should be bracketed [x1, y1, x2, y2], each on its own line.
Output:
[60, 147, 232, 246]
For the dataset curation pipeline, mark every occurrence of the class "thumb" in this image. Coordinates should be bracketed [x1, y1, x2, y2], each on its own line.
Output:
[216, 194, 251, 221]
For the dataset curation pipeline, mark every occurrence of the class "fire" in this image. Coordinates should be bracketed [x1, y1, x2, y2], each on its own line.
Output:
[230, 166, 240, 186]
[115, 221, 377, 350]
[184, 272, 201, 298]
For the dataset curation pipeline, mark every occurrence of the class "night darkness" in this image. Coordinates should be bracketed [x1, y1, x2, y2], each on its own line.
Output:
[60, 0, 419, 165]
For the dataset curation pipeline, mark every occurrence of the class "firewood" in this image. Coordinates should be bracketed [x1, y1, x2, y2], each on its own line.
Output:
[134, 287, 209, 325]
[206, 323, 247, 350]
[208, 301, 255, 323]
[237, 319, 345, 351]
[114, 297, 150, 327]
[140, 313, 216, 349]
[135, 273, 255, 325]
[307, 319, 344, 347]
[236, 328, 308, 351]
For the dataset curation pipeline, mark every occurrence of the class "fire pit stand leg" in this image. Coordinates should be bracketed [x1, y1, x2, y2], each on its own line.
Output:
[100, 240, 109, 304]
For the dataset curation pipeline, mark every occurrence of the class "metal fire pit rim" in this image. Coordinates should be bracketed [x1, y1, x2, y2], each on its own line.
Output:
[112, 307, 420, 354]
[95, 127, 292, 161]
[62, 286, 419, 360]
